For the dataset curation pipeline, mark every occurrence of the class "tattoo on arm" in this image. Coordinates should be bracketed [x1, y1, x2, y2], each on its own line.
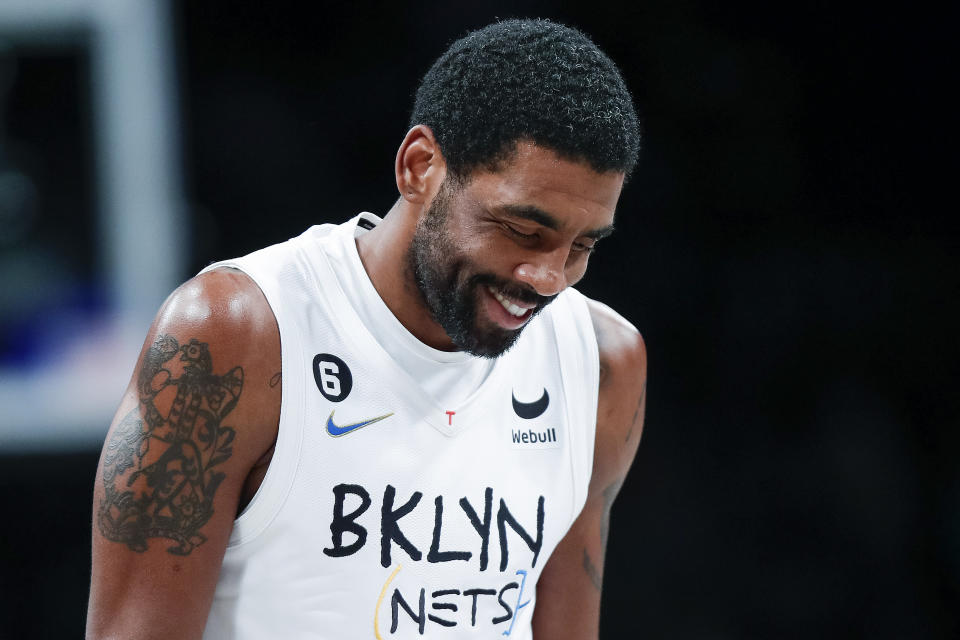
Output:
[582, 478, 625, 592]
[624, 379, 646, 444]
[583, 549, 603, 591]
[269, 371, 281, 388]
[97, 335, 243, 555]
[600, 479, 621, 551]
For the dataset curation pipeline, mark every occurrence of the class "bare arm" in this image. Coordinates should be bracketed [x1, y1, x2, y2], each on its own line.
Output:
[532, 299, 647, 639]
[86, 269, 280, 640]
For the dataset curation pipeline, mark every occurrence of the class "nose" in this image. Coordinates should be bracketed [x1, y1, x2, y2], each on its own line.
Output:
[513, 248, 568, 297]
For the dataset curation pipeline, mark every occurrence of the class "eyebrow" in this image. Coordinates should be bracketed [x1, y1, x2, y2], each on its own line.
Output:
[498, 204, 616, 240]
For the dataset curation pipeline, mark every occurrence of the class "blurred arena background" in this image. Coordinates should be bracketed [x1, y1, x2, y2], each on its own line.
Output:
[0, 0, 954, 637]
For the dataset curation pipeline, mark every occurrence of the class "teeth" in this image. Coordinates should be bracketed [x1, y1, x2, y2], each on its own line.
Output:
[488, 287, 529, 317]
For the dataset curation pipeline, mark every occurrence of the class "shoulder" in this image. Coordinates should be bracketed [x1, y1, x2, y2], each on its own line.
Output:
[584, 297, 647, 491]
[158, 267, 276, 330]
[147, 266, 281, 451]
[153, 264, 280, 394]
[586, 297, 647, 392]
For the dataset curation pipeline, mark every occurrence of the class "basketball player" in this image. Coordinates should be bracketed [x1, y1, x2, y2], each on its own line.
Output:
[87, 19, 646, 639]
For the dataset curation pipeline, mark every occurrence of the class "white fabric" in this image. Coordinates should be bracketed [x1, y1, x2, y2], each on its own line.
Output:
[201, 214, 600, 640]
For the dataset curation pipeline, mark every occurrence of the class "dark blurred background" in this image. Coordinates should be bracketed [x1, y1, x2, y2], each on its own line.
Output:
[0, 1, 954, 638]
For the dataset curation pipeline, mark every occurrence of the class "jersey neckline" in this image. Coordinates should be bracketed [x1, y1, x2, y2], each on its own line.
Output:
[305, 213, 512, 436]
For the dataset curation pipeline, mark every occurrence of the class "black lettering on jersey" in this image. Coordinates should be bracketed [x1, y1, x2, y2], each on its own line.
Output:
[459, 488, 493, 571]
[428, 589, 459, 628]
[381, 484, 423, 567]
[493, 582, 519, 625]
[391, 586, 426, 634]
[462, 588, 497, 626]
[428, 496, 472, 564]
[497, 496, 545, 571]
[322, 483, 371, 557]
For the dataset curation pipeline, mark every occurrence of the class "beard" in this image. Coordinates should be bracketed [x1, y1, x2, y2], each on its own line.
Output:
[406, 182, 556, 358]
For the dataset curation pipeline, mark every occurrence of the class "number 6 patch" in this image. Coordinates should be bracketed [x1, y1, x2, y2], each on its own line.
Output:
[312, 353, 353, 402]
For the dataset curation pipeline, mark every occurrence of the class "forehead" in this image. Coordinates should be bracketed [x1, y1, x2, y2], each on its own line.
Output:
[462, 142, 625, 230]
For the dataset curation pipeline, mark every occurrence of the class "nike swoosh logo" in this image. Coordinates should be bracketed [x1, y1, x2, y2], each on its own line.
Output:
[326, 410, 394, 437]
[512, 388, 549, 419]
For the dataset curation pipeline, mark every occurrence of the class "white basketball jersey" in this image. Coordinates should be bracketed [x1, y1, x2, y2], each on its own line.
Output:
[201, 214, 599, 639]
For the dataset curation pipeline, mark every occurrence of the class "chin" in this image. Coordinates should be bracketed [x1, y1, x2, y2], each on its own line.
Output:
[455, 310, 535, 359]
[459, 331, 522, 359]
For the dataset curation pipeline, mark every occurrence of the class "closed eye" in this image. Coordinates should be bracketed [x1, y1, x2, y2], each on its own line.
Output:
[503, 223, 538, 241]
[573, 241, 596, 253]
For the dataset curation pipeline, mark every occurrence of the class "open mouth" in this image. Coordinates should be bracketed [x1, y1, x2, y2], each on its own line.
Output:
[482, 285, 539, 331]
[487, 286, 535, 318]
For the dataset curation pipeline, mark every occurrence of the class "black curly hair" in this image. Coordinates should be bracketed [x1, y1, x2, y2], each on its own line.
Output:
[410, 19, 640, 180]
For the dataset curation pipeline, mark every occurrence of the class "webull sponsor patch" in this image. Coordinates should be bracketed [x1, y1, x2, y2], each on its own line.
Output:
[508, 426, 561, 450]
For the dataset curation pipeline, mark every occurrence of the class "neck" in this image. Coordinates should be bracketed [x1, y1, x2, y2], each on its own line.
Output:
[355, 200, 457, 351]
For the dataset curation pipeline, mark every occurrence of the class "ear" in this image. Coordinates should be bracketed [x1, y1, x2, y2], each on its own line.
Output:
[395, 125, 447, 205]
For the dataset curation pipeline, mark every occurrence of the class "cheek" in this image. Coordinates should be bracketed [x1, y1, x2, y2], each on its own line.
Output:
[445, 213, 498, 258]
[564, 254, 591, 286]
[464, 229, 519, 270]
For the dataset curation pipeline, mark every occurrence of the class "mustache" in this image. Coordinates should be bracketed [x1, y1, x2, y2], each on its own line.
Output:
[468, 273, 557, 308]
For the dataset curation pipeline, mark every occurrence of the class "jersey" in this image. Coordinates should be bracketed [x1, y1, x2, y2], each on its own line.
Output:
[200, 213, 600, 639]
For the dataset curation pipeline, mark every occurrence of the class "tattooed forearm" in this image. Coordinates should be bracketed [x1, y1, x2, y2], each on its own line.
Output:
[97, 335, 243, 555]
[600, 479, 621, 551]
[269, 371, 281, 388]
[583, 549, 603, 591]
[582, 478, 624, 591]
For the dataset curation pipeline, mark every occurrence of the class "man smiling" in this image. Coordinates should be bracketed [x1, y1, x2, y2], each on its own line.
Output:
[403, 141, 623, 358]
[87, 18, 647, 639]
